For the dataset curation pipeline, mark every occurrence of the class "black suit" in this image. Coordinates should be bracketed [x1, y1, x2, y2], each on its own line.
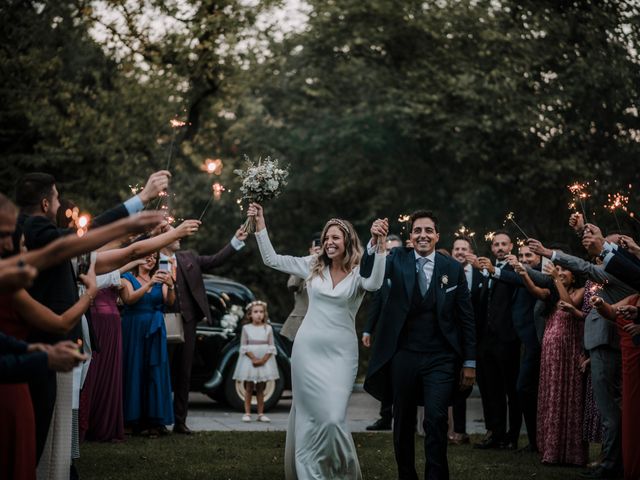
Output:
[22, 204, 129, 460]
[363, 278, 393, 424]
[0, 333, 48, 383]
[476, 262, 521, 446]
[605, 248, 640, 292]
[363, 248, 475, 480]
[451, 266, 485, 435]
[492, 265, 553, 449]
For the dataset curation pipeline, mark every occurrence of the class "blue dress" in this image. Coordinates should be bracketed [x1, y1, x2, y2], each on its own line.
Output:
[121, 273, 174, 426]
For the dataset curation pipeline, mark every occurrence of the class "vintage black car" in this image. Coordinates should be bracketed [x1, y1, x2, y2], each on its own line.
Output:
[189, 274, 293, 411]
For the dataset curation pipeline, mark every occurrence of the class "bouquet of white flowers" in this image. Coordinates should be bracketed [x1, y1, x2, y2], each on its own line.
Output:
[234, 155, 289, 233]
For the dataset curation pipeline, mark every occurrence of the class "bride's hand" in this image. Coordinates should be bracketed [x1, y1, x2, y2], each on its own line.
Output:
[247, 203, 266, 231]
[370, 218, 389, 250]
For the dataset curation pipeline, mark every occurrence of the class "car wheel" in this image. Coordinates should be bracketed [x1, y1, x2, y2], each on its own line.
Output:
[224, 362, 285, 412]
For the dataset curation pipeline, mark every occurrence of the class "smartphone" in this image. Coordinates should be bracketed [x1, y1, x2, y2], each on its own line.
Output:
[158, 259, 170, 272]
[77, 252, 91, 276]
[541, 256, 553, 273]
[312, 239, 321, 248]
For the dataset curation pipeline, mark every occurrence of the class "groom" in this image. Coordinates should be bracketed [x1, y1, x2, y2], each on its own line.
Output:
[363, 210, 476, 480]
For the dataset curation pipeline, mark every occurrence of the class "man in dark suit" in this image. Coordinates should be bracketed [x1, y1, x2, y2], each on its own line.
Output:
[160, 225, 247, 434]
[476, 231, 521, 450]
[361, 234, 403, 431]
[362, 211, 475, 480]
[481, 244, 553, 452]
[448, 236, 486, 444]
[16, 170, 169, 462]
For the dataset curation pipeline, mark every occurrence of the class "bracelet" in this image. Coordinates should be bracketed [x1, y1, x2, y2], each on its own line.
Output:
[84, 291, 95, 305]
[168, 286, 175, 291]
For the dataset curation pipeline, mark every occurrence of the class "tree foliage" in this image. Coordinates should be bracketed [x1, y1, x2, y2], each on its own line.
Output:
[2, 0, 640, 322]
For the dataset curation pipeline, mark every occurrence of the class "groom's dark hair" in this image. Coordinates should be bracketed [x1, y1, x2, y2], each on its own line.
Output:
[409, 210, 439, 233]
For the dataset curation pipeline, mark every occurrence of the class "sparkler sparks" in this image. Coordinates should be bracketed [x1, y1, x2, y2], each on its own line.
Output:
[484, 231, 496, 242]
[568, 182, 590, 221]
[199, 183, 226, 221]
[455, 225, 479, 251]
[201, 158, 224, 175]
[503, 212, 529, 239]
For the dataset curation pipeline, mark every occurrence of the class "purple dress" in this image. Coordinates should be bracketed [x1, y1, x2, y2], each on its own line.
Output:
[79, 288, 124, 441]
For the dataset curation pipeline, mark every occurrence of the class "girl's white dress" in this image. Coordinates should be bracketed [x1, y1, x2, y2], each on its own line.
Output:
[255, 229, 385, 480]
[232, 323, 279, 382]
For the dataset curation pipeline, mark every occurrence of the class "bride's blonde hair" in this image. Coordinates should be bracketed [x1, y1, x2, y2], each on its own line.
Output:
[310, 218, 363, 279]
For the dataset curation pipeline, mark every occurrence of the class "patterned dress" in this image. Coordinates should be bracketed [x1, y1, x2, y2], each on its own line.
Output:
[537, 305, 588, 465]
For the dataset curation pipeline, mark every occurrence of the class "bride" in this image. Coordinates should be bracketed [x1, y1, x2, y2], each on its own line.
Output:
[247, 203, 387, 479]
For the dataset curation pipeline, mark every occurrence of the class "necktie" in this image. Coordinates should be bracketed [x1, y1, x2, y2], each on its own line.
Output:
[417, 257, 429, 296]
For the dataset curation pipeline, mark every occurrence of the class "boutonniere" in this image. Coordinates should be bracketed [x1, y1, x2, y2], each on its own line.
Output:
[440, 274, 449, 288]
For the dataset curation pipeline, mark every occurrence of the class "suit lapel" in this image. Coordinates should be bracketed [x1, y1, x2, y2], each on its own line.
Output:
[434, 254, 445, 319]
[403, 250, 416, 301]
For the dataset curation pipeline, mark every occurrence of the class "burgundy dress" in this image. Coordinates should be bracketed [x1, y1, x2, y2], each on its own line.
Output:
[0, 293, 37, 480]
[79, 288, 124, 441]
[616, 295, 640, 480]
[537, 307, 588, 466]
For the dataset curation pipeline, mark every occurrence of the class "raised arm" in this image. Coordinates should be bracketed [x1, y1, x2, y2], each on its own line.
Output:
[360, 250, 386, 292]
[1, 212, 163, 272]
[513, 263, 551, 300]
[248, 204, 312, 278]
[12, 265, 98, 334]
[95, 219, 200, 274]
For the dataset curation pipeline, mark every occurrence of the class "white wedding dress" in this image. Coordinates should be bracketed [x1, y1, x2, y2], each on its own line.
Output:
[255, 229, 385, 480]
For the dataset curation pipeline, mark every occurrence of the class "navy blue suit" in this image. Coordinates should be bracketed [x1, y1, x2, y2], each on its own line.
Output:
[362, 248, 475, 480]
[0, 333, 48, 383]
[605, 248, 640, 292]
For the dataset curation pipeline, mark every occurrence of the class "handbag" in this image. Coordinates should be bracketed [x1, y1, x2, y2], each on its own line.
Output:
[164, 313, 185, 344]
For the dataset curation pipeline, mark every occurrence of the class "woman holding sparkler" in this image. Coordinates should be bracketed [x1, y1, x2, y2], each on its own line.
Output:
[247, 203, 386, 480]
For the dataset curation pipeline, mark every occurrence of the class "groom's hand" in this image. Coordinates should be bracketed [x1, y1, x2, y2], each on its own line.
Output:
[369, 218, 389, 246]
[459, 367, 475, 389]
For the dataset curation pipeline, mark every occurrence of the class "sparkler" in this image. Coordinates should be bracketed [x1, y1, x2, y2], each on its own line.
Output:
[484, 231, 496, 242]
[198, 183, 225, 221]
[164, 118, 188, 171]
[201, 158, 224, 175]
[568, 182, 590, 222]
[503, 212, 529, 239]
[397, 214, 411, 238]
[64, 207, 91, 237]
[604, 192, 629, 231]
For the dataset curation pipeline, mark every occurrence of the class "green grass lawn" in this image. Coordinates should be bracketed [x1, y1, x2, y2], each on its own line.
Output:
[77, 432, 598, 480]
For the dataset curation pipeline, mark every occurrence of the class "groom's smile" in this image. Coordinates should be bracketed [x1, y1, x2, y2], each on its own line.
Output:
[410, 217, 439, 256]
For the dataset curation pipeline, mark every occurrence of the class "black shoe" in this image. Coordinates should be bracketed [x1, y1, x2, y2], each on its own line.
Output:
[173, 424, 193, 435]
[473, 436, 503, 450]
[366, 418, 392, 431]
[500, 441, 518, 450]
[578, 467, 621, 479]
[515, 444, 537, 454]
[70, 463, 79, 480]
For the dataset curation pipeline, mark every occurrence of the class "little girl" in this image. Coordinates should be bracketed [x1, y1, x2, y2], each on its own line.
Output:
[232, 300, 279, 422]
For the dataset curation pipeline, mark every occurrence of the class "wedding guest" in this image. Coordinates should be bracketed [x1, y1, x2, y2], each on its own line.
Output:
[15, 170, 169, 470]
[475, 231, 521, 450]
[0, 193, 160, 480]
[447, 236, 486, 445]
[591, 294, 640, 480]
[281, 232, 321, 342]
[362, 234, 403, 432]
[233, 300, 279, 422]
[120, 254, 175, 436]
[160, 224, 246, 434]
[79, 220, 201, 442]
[529, 237, 634, 478]
[535, 263, 588, 465]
